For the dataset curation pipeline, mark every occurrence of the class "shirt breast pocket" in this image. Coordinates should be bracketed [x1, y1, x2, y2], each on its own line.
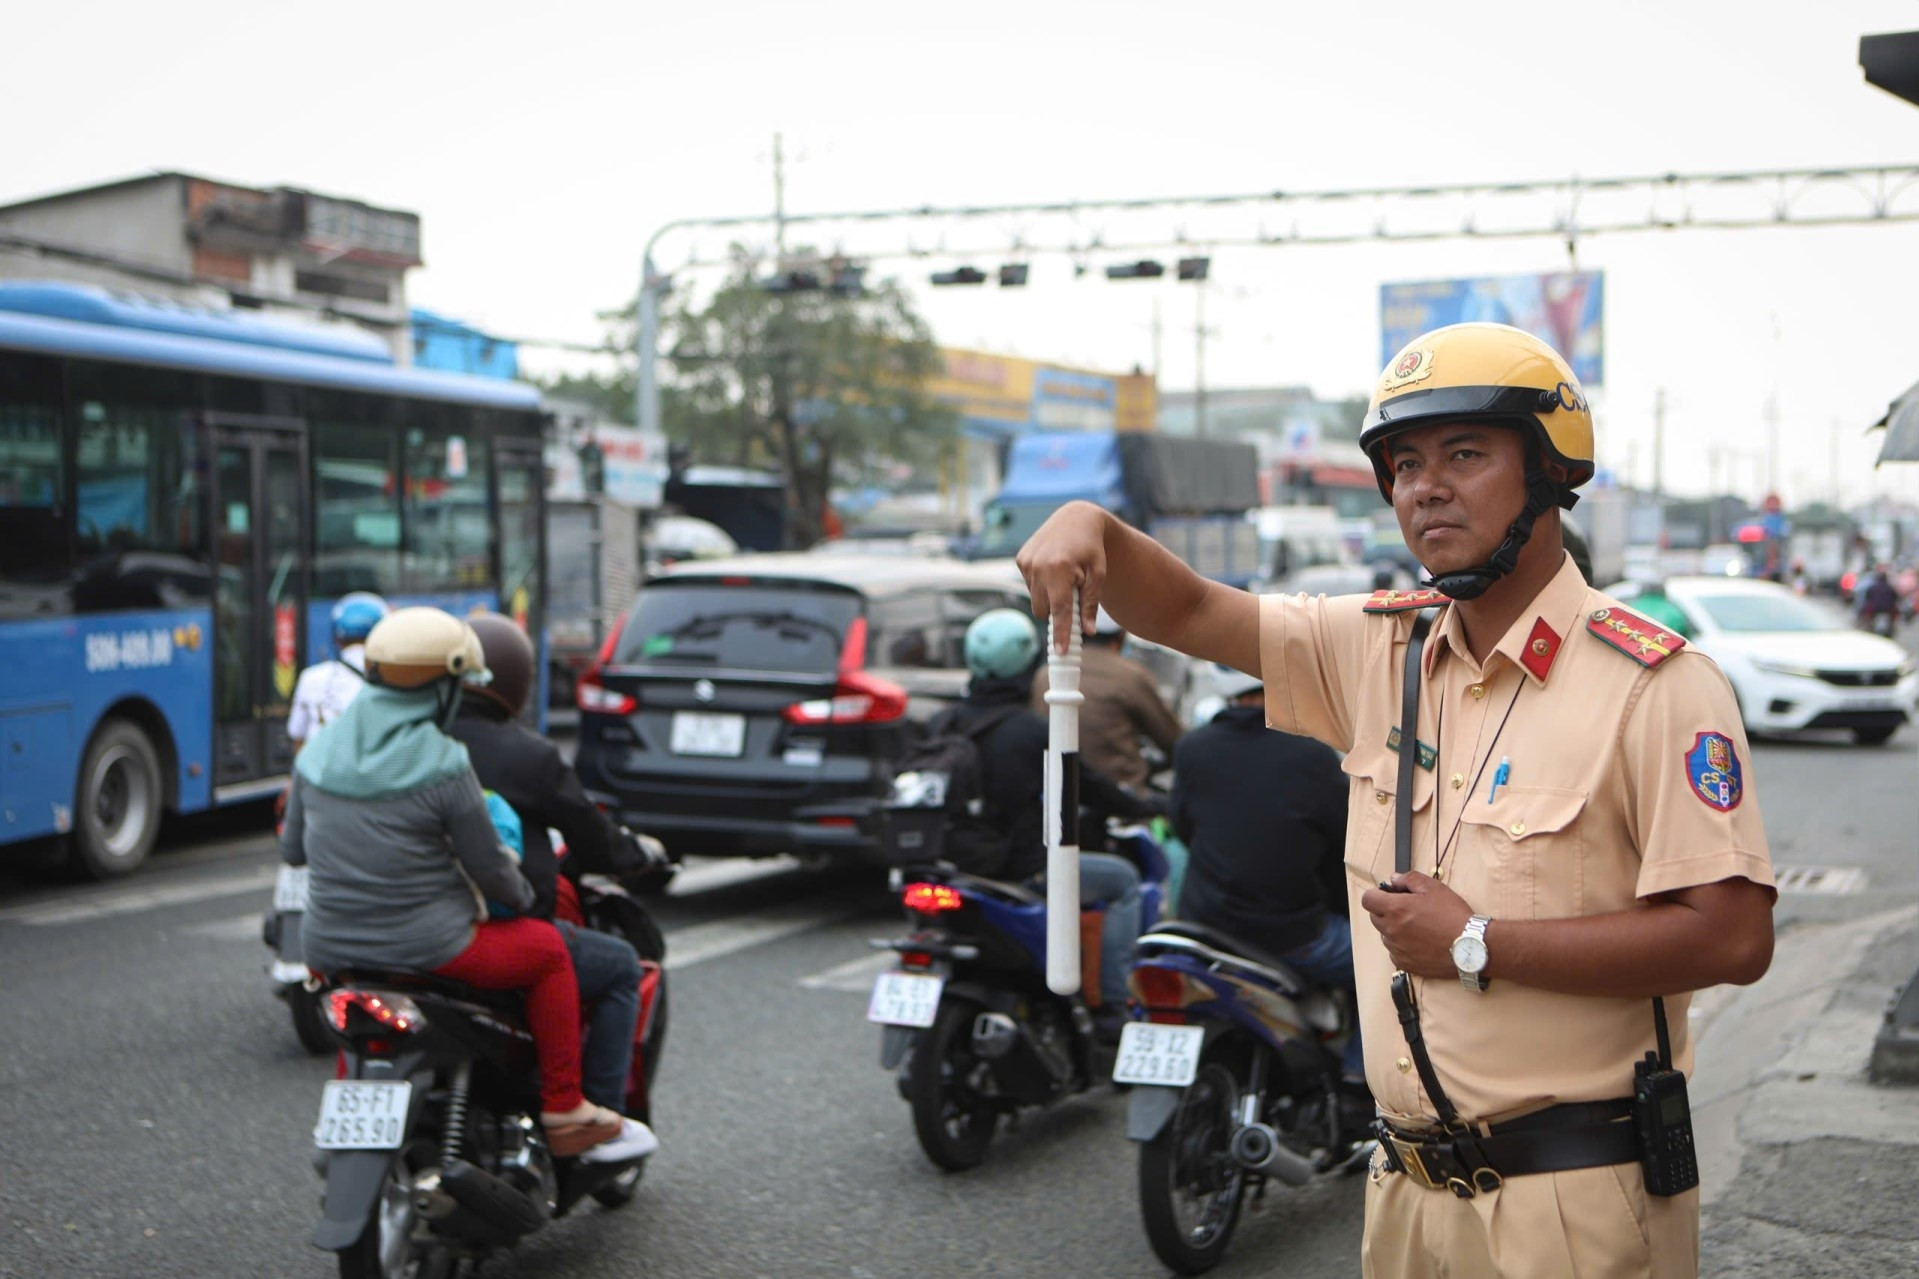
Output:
[1339, 746, 1433, 887]
[1456, 785, 1589, 920]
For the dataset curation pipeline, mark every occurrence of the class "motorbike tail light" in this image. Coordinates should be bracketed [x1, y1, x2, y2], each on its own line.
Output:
[898, 949, 934, 969]
[328, 989, 425, 1035]
[902, 882, 963, 914]
[783, 670, 908, 725]
[1131, 965, 1193, 1014]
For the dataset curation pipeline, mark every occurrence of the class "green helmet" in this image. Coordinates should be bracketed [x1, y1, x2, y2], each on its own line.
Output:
[964, 608, 1041, 679]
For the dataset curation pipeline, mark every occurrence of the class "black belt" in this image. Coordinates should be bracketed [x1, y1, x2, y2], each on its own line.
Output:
[1377, 1099, 1639, 1197]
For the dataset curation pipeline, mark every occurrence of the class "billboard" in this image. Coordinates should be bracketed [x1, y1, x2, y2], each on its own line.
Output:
[1380, 270, 1604, 387]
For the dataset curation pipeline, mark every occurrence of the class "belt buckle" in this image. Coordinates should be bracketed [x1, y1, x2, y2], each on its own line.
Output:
[1387, 1134, 1441, 1191]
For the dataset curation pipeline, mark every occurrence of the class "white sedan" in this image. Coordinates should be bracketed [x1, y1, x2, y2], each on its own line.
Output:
[1607, 576, 1917, 746]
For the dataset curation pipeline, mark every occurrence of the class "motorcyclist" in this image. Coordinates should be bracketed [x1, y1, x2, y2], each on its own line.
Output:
[954, 608, 1150, 1035]
[447, 613, 664, 1131]
[1029, 607, 1182, 790]
[279, 606, 650, 1162]
[1860, 564, 1900, 635]
[1170, 667, 1370, 1113]
[287, 592, 389, 751]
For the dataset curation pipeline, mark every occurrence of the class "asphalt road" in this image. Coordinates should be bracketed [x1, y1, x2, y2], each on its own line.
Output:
[0, 707, 1912, 1279]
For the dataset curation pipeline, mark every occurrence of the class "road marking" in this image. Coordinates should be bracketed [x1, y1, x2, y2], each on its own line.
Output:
[180, 914, 265, 941]
[666, 900, 859, 971]
[0, 866, 277, 927]
[800, 950, 894, 992]
[1772, 865, 1868, 895]
[667, 855, 804, 897]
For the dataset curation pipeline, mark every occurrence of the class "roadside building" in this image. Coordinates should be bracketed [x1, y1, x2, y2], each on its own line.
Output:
[0, 171, 421, 361]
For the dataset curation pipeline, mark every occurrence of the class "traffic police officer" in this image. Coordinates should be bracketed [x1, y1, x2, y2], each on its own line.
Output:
[1016, 322, 1776, 1279]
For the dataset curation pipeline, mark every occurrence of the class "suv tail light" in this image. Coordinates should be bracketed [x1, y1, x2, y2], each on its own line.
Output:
[577, 615, 638, 715]
[783, 615, 906, 724]
[783, 670, 908, 725]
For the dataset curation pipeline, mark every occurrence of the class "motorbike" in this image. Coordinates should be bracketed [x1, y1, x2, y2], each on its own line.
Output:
[869, 823, 1171, 1171]
[306, 876, 667, 1278]
[1120, 919, 1373, 1275]
[265, 862, 335, 1054]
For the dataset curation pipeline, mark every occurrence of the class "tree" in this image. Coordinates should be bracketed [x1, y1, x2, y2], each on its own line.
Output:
[661, 249, 956, 548]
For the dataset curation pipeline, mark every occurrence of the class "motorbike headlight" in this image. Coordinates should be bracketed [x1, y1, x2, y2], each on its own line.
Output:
[1752, 658, 1820, 680]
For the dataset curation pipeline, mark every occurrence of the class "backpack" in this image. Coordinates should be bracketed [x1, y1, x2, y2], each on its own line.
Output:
[875, 705, 1021, 874]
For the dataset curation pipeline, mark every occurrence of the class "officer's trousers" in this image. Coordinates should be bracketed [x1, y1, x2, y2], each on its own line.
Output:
[1361, 1152, 1699, 1279]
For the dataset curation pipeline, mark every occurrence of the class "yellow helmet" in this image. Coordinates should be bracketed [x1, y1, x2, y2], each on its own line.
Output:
[364, 607, 489, 691]
[1358, 323, 1594, 508]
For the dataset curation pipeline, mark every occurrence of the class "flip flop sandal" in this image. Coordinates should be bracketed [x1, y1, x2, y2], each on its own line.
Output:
[543, 1107, 622, 1158]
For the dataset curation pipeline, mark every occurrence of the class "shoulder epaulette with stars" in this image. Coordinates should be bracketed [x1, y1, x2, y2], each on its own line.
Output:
[1585, 604, 1687, 668]
[1361, 587, 1448, 614]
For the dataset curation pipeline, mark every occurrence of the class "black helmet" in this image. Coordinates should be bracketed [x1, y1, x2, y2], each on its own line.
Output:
[468, 613, 535, 714]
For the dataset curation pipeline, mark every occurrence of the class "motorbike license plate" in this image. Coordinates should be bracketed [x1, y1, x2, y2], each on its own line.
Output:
[1112, 1022, 1205, 1087]
[313, 1081, 413, 1150]
[866, 970, 943, 1027]
[670, 711, 745, 757]
[272, 865, 309, 913]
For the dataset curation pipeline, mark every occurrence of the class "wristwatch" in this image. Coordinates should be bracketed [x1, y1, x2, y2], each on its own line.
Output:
[1451, 915, 1492, 992]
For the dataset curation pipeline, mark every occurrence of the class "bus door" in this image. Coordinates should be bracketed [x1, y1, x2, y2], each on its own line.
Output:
[495, 437, 546, 730]
[209, 417, 309, 794]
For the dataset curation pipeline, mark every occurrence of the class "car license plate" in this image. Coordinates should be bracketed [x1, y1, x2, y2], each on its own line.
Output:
[1112, 1022, 1205, 1087]
[867, 970, 943, 1027]
[273, 865, 309, 913]
[670, 711, 745, 757]
[313, 1080, 412, 1150]
[1848, 696, 1897, 711]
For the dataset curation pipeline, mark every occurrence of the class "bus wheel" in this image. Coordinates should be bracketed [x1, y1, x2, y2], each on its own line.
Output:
[71, 719, 162, 880]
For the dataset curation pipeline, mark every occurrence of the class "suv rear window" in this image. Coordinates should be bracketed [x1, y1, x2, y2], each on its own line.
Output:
[613, 582, 860, 673]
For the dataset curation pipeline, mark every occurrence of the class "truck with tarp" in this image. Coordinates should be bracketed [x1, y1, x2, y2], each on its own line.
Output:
[973, 430, 1263, 586]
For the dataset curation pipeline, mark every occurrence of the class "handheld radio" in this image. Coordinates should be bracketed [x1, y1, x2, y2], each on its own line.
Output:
[1632, 996, 1699, 1196]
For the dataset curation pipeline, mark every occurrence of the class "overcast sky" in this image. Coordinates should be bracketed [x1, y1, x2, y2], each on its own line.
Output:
[8, 1, 1919, 507]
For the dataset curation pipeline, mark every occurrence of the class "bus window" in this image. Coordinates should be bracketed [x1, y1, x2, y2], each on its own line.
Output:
[312, 417, 402, 596]
[403, 425, 491, 592]
[0, 352, 67, 617]
[68, 363, 208, 613]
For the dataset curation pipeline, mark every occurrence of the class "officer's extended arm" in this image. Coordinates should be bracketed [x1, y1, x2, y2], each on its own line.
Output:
[1018, 501, 1260, 674]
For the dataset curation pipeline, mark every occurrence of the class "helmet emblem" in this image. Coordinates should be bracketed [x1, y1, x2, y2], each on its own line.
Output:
[1380, 347, 1436, 394]
[693, 679, 716, 704]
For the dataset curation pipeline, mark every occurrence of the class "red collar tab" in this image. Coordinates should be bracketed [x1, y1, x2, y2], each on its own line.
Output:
[1363, 587, 1449, 614]
[1586, 605, 1688, 669]
[1519, 616, 1563, 681]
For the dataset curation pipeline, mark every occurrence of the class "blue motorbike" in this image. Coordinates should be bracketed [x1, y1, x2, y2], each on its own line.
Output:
[1120, 920, 1373, 1274]
[870, 824, 1171, 1170]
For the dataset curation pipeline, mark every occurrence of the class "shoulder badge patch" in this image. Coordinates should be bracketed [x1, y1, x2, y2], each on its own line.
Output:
[1363, 587, 1448, 614]
[1685, 731, 1744, 812]
[1585, 605, 1687, 667]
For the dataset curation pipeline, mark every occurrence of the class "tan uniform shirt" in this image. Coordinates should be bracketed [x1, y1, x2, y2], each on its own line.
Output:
[1031, 643, 1183, 789]
[1259, 556, 1774, 1126]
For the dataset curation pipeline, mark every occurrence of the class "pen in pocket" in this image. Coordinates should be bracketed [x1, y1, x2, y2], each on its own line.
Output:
[1487, 756, 1510, 804]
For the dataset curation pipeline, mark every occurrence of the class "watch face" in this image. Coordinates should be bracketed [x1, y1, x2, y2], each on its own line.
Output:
[1452, 935, 1489, 974]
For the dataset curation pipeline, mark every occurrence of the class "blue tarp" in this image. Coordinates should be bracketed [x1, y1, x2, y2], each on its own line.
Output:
[995, 432, 1127, 506]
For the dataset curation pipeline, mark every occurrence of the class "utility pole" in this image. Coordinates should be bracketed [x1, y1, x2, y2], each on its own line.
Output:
[1194, 279, 1207, 438]
[1765, 390, 1781, 498]
[1651, 387, 1666, 500]
[773, 132, 787, 257]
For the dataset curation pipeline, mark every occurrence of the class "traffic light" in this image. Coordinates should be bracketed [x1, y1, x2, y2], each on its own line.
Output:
[828, 263, 866, 297]
[931, 266, 988, 286]
[760, 269, 823, 294]
[1105, 260, 1166, 280]
[1177, 256, 1211, 282]
[997, 263, 1029, 287]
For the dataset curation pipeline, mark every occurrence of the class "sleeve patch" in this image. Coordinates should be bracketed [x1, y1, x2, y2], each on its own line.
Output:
[1684, 731, 1744, 811]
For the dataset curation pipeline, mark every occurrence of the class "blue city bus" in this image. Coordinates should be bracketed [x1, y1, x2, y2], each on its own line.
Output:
[0, 283, 546, 878]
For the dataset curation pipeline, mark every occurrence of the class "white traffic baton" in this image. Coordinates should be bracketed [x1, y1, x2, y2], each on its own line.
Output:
[1043, 591, 1083, 996]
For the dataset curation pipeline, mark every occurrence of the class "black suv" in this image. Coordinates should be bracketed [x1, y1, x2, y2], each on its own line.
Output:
[572, 554, 1028, 863]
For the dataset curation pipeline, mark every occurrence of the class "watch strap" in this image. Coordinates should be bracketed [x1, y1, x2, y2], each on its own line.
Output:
[1455, 915, 1491, 992]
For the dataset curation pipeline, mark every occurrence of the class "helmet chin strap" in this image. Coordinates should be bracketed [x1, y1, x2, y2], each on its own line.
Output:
[1422, 469, 1562, 601]
[435, 680, 466, 729]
